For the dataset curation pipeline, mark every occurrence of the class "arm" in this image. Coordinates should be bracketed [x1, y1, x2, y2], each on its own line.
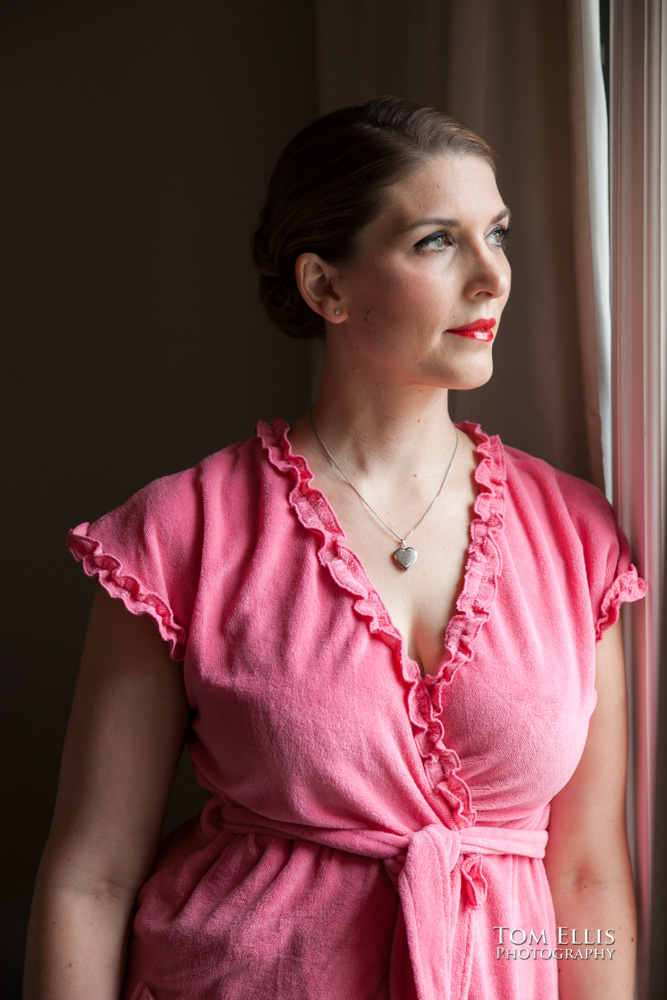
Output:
[544, 619, 636, 1000]
[23, 587, 190, 1000]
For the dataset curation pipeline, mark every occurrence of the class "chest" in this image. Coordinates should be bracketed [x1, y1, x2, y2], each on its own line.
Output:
[186, 481, 597, 823]
[307, 459, 478, 678]
[334, 501, 474, 677]
[278, 420, 490, 677]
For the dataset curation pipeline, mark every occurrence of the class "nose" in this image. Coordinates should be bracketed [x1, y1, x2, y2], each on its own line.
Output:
[464, 247, 511, 301]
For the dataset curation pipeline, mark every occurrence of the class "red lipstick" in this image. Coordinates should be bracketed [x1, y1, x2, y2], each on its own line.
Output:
[446, 318, 496, 342]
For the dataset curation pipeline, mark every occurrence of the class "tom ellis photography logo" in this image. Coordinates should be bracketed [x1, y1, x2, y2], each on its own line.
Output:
[494, 927, 616, 961]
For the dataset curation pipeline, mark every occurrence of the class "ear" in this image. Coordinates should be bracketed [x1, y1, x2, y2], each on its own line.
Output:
[295, 253, 346, 323]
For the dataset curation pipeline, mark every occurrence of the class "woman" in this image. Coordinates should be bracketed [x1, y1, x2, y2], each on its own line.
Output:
[24, 97, 645, 1000]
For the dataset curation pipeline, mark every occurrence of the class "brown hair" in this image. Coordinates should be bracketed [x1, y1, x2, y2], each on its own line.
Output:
[251, 96, 497, 339]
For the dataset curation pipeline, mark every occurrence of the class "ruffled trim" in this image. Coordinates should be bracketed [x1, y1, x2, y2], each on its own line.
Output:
[257, 418, 507, 828]
[67, 525, 187, 661]
[433, 421, 506, 691]
[596, 563, 647, 641]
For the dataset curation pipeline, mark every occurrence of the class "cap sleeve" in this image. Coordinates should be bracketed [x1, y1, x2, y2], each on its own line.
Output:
[594, 522, 646, 641]
[67, 466, 204, 661]
[567, 480, 647, 641]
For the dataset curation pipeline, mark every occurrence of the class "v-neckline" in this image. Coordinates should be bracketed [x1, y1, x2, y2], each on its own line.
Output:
[258, 417, 507, 694]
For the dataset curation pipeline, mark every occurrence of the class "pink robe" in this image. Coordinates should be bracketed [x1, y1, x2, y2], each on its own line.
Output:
[68, 420, 645, 1000]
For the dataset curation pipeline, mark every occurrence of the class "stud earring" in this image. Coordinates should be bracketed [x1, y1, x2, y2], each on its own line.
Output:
[335, 308, 341, 316]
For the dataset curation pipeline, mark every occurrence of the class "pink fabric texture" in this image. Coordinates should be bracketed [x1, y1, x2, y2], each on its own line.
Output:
[67, 420, 646, 1000]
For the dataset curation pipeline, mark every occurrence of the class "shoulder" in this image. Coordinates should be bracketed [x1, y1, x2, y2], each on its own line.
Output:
[66, 427, 274, 659]
[476, 430, 645, 636]
[151, 430, 262, 496]
[489, 435, 647, 628]
[461, 421, 613, 531]
[91, 429, 266, 529]
[68, 428, 271, 578]
[500, 438, 613, 529]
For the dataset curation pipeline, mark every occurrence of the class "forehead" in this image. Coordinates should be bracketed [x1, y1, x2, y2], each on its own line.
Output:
[381, 153, 502, 223]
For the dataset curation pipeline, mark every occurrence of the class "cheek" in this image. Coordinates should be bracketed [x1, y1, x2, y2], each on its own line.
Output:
[360, 268, 444, 323]
[348, 270, 398, 331]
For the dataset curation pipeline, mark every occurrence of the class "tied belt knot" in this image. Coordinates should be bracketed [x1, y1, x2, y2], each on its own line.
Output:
[384, 823, 548, 999]
[203, 802, 548, 1000]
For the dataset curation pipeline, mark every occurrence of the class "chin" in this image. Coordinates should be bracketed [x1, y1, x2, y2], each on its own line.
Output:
[437, 355, 494, 392]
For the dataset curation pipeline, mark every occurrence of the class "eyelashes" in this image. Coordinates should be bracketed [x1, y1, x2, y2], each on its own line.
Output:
[413, 225, 513, 253]
[490, 224, 513, 248]
[413, 231, 452, 252]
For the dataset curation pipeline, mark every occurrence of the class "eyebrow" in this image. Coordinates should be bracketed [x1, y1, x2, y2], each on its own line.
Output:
[399, 207, 511, 232]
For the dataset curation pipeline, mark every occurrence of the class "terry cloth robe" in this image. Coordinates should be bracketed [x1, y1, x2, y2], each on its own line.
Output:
[68, 420, 646, 1000]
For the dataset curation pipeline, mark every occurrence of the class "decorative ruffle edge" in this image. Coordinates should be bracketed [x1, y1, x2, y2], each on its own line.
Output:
[67, 525, 187, 661]
[596, 564, 647, 641]
[434, 421, 506, 691]
[257, 418, 507, 829]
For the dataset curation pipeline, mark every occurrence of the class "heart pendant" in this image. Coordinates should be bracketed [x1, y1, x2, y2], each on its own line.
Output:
[393, 546, 417, 570]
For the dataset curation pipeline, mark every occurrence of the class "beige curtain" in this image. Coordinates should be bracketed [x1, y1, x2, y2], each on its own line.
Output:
[609, 0, 666, 992]
[315, 0, 605, 488]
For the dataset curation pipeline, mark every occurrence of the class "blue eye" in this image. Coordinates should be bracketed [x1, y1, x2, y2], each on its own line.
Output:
[414, 231, 451, 252]
[488, 225, 512, 248]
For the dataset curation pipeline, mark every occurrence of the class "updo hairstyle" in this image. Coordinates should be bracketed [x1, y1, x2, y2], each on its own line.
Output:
[251, 95, 497, 339]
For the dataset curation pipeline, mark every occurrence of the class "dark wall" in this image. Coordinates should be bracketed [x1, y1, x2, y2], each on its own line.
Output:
[1, 1, 317, 992]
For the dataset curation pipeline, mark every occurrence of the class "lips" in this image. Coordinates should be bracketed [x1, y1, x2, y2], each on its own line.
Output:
[446, 318, 496, 342]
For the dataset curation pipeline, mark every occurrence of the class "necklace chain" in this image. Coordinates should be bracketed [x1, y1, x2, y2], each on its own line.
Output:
[308, 408, 459, 550]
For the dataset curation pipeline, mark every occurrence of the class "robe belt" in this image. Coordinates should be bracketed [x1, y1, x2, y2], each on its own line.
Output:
[384, 823, 548, 1000]
[203, 802, 548, 1000]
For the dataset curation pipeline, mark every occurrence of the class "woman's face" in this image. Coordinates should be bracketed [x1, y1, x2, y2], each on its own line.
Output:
[332, 153, 511, 391]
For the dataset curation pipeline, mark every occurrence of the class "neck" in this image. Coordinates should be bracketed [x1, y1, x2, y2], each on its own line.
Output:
[310, 363, 456, 480]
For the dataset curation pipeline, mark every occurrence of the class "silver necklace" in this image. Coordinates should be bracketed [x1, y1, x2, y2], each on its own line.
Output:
[309, 408, 459, 571]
